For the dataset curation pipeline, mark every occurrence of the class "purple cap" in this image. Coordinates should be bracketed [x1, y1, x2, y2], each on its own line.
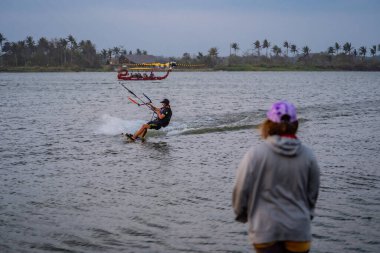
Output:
[266, 101, 297, 123]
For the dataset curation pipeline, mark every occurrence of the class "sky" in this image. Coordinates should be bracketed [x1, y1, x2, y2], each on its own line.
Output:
[1, 0, 379, 57]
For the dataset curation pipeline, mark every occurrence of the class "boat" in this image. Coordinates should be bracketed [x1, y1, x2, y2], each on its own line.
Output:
[117, 62, 176, 81]
[117, 68, 171, 81]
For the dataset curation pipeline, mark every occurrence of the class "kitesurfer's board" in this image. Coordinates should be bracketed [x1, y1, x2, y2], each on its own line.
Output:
[121, 133, 145, 143]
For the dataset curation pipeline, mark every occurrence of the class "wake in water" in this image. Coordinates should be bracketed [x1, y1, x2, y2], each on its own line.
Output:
[95, 112, 263, 137]
[95, 114, 187, 138]
[95, 114, 145, 136]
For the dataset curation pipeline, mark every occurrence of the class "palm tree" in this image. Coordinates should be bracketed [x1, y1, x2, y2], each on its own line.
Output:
[231, 42, 239, 56]
[58, 38, 67, 65]
[0, 33, 6, 66]
[359, 46, 367, 60]
[107, 49, 113, 61]
[26, 36, 35, 50]
[343, 42, 353, 55]
[9, 42, 18, 66]
[253, 40, 261, 56]
[207, 47, 218, 68]
[16, 40, 27, 66]
[197, 52, 204, 60]
[327, 46, 335, 56]
[262, 39, 270, 57]
[353, 49, 358, 58]
[283, 41, 289, 56]
[101, 49, 107, 63]
[302, 46, 311, 57]
[335, 42, 341, 55]
[370, 45, 376, 57]
[25, 36, 35, 65]
[272, 45, 282, 56]
[67, 34, 77, 64]
[182, 52, 191, 63]
[37, 37, 49, 66]
[113, 46, 120, 59]
[0, 33, 6, 51]
[290, 44, 298, 56]
[78, 40, 97, 67]
[208, 47, 218, 57]
[67, 34, 77, 48]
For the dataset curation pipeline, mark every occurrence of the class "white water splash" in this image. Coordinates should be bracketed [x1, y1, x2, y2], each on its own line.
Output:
[95, 114, 145, 135]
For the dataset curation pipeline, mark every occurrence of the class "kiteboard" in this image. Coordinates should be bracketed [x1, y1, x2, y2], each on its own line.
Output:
[122, 133, 146, 143]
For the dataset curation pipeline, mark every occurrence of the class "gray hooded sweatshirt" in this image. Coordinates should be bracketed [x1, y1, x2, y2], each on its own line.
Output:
[233, 135, 320, 244]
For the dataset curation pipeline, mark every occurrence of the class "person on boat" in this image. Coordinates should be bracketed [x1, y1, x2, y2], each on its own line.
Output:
[232, 101, 320, 253]
[149, 72, 155, 78]
[128, 98, 172, 141]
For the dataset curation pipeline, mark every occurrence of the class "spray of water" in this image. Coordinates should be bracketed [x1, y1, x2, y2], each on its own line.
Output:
[96, 114, 145, 135]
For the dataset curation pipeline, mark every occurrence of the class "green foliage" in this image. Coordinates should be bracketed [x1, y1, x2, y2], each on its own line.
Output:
[0, 34, 100, 69]
[1, 33, 379, 71]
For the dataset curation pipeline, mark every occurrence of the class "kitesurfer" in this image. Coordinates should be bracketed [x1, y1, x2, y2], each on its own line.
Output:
[128, 98, 172, 141]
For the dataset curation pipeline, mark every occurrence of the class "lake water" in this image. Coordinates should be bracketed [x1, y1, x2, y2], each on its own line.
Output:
[0, 71, 379, 253]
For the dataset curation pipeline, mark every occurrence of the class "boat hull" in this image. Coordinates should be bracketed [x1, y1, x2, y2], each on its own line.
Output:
[117, 70, 171, 81]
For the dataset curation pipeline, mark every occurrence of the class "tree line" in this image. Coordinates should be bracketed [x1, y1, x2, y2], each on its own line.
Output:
[0, 33, 98, 68]
[177, 39, 380, 70]
[230, 40, 379, 58]
[0, 33, 151, 70]
[1, 33, 379, 70]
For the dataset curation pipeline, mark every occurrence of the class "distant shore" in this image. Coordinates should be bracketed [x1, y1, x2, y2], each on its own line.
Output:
[1, 64, 380, 72]
[0, 66, 114, 73]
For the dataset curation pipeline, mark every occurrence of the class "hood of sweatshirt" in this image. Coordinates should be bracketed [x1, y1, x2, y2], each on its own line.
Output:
[265, 135, 302, 157]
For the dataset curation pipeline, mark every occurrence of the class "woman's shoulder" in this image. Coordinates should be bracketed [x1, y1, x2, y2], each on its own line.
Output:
[244, 141, 271, 158]
[299, 143, 317, 157]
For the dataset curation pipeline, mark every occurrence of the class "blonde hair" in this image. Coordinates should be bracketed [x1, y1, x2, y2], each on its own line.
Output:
[260, 119, 298, 139]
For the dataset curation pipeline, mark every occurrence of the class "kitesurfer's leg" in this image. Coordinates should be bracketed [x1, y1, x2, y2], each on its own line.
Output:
[141, 128, 148, 138]
[132, 124, 150, 140]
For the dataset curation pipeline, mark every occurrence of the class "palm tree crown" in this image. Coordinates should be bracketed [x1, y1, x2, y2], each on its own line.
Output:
[327, 46, 335, 55]
[370, 45, 376, 57]
[272, 45, 282, 56]
[231, 42, 239, 56]
[343, 42, 353, 55]
[359, 46, 367, 59]
[253, 40, 261, 56]
[208, 47, 218, 57]
[263, 39, 270, 57]
[335, 42, 341, 55]
[302, 46, 311, 56]
[0, 33, 6, 51]
[283, 41, 289, 56]
[290, 44, 298, 56]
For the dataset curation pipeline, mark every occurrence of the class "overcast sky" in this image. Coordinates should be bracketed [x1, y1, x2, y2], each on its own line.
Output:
[1, 0, 379, 57]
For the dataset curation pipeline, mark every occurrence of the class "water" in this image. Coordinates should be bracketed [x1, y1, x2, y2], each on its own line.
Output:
[0, 71, 379, 253]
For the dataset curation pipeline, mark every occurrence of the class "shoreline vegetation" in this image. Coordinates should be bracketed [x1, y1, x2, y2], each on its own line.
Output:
[1, 33, 379, 72]
[2, 64, 380, 72]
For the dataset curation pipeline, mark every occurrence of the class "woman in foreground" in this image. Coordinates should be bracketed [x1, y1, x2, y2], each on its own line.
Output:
[233, 101, 320, 253]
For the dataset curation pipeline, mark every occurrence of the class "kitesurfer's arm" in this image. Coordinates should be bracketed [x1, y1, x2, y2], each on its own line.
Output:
[155, 108, 166, 119]
[147, 104, 165, 119]
[147, 103, 158, 112]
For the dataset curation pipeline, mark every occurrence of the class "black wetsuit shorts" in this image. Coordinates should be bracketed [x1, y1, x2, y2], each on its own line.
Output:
[147, 120, 163, 130]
